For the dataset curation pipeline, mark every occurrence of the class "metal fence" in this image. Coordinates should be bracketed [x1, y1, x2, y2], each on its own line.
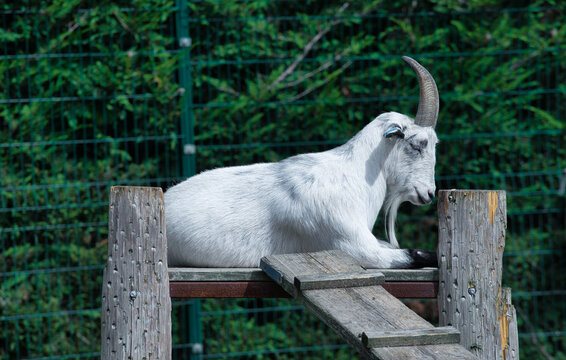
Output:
[1, 1, 565, 359]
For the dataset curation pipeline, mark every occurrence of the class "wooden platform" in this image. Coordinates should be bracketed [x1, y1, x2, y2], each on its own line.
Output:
[169, 267, 438, 298]
[102, 187, 519, 360]
[259, 250, 475, 360]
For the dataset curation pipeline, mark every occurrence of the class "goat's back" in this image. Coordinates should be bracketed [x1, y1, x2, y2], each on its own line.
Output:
[164, 153, 355, 267]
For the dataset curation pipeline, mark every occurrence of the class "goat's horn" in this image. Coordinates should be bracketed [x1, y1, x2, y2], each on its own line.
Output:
[402, 56, 439, 128]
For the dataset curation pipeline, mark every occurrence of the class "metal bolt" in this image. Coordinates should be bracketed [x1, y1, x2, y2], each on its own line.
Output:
[468, 287, 477, 296]
[130, 290, 137, 300]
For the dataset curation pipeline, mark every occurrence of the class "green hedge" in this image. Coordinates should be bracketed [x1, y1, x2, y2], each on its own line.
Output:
[1, 1, 181, 358]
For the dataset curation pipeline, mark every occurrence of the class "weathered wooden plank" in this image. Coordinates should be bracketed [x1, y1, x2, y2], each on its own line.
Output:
[168, 267, 438, 282]
[301, 285, 474, 359]
[101, 186, 171, 360]
[362, 326, 460, 348]
[438, 190, 514, 360]
[168, 251, 439, 299]
[260, 250, 364, 296]
[381, 282, 438, 299]
[167, 281, 438, 299]
[294, 271, 385, 291]
[261, 250, 475, 360]
[378, 268, 438, 282]
[169, 281, 291, 298]
[371, 343, 477, 360]
[169, 268, 268, 281]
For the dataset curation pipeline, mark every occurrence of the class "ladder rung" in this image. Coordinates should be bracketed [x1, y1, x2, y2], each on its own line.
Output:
[362, 326, 460, 348]
[294, 271, 385, 291]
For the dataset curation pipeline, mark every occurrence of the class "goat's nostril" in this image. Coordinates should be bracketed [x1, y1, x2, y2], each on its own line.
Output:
[428, 190, 435, 200]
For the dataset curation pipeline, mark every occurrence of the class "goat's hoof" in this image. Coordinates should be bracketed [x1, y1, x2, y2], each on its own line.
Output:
[406, 249, 438, 269]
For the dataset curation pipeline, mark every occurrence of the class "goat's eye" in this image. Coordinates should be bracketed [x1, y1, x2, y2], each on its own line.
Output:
[409, 139, 427, 154]
[410, 142, 422, 153]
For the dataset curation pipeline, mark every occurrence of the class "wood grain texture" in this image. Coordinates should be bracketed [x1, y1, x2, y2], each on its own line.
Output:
[101, 186, 171, 360]
[438, 190, 515, 359]
[381, 282, 438, 299]
[167, 281, 437, 299]
[169, 268, 268, 281]
[362, 326, 460, 348]
[168, 267, 438, 282]
[501, 287, 520, 360]
[261, 250, 475, 360]
[169, 281, 291, 298]
[294, 271, 385, 291]
[168, 266, 439, 298]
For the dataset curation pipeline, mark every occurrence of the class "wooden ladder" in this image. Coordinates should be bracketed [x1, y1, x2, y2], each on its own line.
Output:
[260, 250, 475, 360]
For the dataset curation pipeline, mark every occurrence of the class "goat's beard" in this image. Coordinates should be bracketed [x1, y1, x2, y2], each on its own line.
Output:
[384, 197, 402, 248]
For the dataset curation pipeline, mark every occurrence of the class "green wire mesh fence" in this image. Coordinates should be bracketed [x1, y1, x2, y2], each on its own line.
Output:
[1, 1, 565, 359]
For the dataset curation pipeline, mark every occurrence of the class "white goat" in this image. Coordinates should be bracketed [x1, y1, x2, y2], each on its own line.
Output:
[165, 56, 439, 269]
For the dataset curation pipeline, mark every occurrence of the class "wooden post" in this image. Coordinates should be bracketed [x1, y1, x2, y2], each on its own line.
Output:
[101, 186, 171, 359]
[437, 190, 518, 359]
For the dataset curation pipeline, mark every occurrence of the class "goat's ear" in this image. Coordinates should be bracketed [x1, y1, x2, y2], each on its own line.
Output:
[383, 125, 405, 139]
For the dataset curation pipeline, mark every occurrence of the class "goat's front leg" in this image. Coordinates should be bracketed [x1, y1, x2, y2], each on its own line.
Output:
[337, 229, 437, 269]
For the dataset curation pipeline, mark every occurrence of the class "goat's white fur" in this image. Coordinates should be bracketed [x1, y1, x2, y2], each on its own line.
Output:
[165, 111, 438, 268]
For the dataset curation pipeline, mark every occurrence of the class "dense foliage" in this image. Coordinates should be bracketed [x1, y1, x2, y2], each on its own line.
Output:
[1, 0, 564, 359]
[1, 1, 182, 358]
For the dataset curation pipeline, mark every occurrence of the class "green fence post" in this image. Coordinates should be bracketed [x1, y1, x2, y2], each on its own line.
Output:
[175, 0, 201, 359]
[176, 0, 196, 177]
[188, 300, 203, 359]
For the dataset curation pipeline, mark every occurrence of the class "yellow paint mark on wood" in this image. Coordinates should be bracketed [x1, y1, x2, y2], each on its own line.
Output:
[488, 191, 498, 225]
